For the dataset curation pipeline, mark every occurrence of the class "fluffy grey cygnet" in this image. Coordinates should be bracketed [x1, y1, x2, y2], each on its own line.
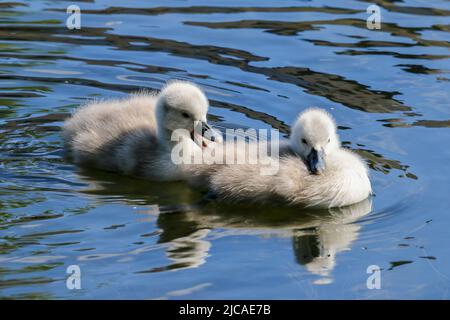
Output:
[206, 108, 372, 208]
[62, 80, 221, 181]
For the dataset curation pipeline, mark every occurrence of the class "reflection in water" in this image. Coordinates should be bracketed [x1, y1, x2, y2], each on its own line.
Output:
[151, 198, 372, 283]
[292, 201, 371, 284]
[0, 20, 411, 112]
[68, 6, 362, 16]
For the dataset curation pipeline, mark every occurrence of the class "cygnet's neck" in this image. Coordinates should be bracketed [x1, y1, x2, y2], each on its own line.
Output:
[157, 124, 203, 162]
[287, 137, 304, 159]
[156, 126, 173, 148]
[155, 102, 173, 149]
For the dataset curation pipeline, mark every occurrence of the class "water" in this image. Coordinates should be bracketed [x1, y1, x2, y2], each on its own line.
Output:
[1, 0, 450, 299]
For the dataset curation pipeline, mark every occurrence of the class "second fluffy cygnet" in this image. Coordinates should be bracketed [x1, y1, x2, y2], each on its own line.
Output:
[205, 108, 372, 208]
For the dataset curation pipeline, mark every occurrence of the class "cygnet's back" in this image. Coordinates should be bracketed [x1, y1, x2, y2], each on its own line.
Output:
[63, 93, 158, 172]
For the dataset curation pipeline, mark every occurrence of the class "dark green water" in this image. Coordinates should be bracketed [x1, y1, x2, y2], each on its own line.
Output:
[0, 0, 450, 299]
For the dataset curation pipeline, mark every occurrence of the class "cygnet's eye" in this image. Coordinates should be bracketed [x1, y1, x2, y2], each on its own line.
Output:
[181, 112, 191, 119]
[301, 138, 308, 145]
[327, 138, 330, 143]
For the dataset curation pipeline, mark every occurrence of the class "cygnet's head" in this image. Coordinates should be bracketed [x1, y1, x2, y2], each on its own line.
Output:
[156, 80, 221, 146]
[289, 108, 340, 174]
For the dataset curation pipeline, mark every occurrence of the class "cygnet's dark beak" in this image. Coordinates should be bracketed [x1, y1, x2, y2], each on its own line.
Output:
[202, 121, 223, 143]
[201, 122, 215, 141]
[307, 148, 325, 174]
[192, 121, 222, 147]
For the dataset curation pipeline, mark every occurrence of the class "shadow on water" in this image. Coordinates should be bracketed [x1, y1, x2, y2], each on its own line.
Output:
[0, 23, 412, 113]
